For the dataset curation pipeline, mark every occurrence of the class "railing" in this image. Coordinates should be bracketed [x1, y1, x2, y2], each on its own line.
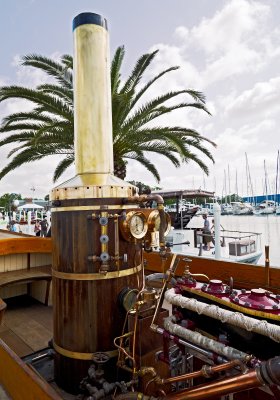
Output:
[196, 228, 262, 259]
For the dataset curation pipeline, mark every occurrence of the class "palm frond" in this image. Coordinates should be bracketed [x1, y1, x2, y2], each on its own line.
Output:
[121, 50, 158, 94]
[125, 151, 160, 182]
[111, 46, 125, 94]
[0, 46, 214, 182]
[22, 54, 72, 88]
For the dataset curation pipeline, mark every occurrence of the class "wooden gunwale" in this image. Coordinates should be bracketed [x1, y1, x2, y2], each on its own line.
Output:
[0, 338, 61, 400]
[144, 252, 280, 293]
[0, 237, 52, 256]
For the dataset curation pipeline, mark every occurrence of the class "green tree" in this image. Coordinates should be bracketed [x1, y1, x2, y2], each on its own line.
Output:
[0, 193, 22, 211]
[0, 47, 215, 182]
[128, 180, 162, 195]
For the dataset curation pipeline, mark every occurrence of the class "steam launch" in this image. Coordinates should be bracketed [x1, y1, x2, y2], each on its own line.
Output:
[1, 11, 280, 400]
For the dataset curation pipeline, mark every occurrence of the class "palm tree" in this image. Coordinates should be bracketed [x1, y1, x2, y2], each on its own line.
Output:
[0, 47, 215, 182]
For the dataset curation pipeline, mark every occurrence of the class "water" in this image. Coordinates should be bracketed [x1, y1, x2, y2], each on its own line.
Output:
[219, 214, 280, 267]
[173, 214, 280, 267]
[1, 213, 279, 266]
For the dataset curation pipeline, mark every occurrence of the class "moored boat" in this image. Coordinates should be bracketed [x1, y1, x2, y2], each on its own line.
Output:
[231, 201, 254, 215]
[1, 12, 280, 400]
[253, 200, 276, 215]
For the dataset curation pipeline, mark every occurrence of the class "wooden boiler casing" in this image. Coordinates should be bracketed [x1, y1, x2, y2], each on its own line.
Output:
[51, 192, 141, 393]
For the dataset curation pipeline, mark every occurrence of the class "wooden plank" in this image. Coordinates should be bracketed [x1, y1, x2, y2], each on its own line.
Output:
[23, 304, 53, 331]
[2, 307, 31, 329]
[0, 257, 5, 273]
[3, 255, 11, 273]
[0, 265, 51, 287]
[0, 329, 33, 357]
[12, 319, 52, 352]
[0, 338, 61, 399]
[0, 285, 27, 300]
[0, 237, 52, 256]
[144, 251, 280, 292]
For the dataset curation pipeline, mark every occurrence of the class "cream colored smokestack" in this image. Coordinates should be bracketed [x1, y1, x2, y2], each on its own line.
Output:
[51, 12, 135, 199]
[73, 12, 114, 176]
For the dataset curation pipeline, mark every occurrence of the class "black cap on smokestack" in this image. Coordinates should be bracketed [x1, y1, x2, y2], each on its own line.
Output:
[72, 12, 108, 31]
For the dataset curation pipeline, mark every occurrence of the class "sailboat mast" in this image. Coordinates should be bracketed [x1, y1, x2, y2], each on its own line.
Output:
[275, 150, 279, 204]
[228, 164, 231, 202]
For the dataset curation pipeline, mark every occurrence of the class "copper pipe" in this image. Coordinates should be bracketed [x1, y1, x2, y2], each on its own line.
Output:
[150, 254, 179, 331]
[165, 370, 262, 400]
[265, 245, 270, 287]
[114, 331, 135, 368]
[159, 359, 241, 385]
[132, 303, 139, 376]
[125, 194, 164, 205]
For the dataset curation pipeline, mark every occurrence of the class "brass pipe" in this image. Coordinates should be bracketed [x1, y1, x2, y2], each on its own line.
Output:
[150, 254, 179, 331]
[101, 212, 108, 253]
[124, 194, 164, 205]
[265, 245, 270, 287]
[132, 303, 139, 377]
[113, 214, 120, 271]
[165, 370, 262, 400]
[158, 359, 242, 385]
[100, 211, 109, 273]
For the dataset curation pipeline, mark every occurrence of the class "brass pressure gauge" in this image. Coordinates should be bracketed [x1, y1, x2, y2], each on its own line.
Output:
[129, 212, 148, 239]
[118, 287, 139, 312]
[120, 211, 148, 241]
[147, 209, 171, 236]
[123, 289, 138, 311]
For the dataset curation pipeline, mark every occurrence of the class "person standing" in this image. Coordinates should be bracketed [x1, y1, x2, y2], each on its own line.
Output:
[202, 214, 211, 251]
[34, 220, 41, 237]
[39, 218, 49, 237]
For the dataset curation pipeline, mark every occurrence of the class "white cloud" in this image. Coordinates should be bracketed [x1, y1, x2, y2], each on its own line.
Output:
[226, 77, 280, 120]
[1, 0, 280, 200]
[189, 0, 269, 56]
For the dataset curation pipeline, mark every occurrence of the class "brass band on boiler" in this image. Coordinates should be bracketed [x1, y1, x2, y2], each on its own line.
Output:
[52, 264, 142, 281]
[53, 341, 118, 360]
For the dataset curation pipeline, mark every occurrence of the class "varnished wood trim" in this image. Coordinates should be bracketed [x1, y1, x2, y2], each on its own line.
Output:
[0, 238, 52, 256]
[53, 341, 118, 360]
[52, 264, 142, 280]
[0, 338, 61, 399]
[144, 251, 280, 294]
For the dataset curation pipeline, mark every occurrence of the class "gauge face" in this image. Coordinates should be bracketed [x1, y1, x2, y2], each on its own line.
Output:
[129, 213, 148, 239]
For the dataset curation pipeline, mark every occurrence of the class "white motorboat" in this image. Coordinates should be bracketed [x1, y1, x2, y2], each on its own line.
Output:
[221, 203, 233, 215]
[231, 201, 254, 215]
[166, 215, 262, 264]
[253, 200, 276, 215]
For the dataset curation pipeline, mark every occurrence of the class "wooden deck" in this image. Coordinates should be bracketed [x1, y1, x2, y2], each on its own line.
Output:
[0, 295, 52, 358]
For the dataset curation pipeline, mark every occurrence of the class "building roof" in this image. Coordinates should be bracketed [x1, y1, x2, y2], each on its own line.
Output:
[151, 189, 215, 199]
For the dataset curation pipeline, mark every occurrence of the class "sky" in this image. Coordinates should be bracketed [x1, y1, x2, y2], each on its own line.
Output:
[0, 0, 280, 200]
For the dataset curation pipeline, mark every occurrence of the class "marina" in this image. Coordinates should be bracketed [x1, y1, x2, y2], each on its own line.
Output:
[172, 213, 280, 267]
[1, 4, 280, 400]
